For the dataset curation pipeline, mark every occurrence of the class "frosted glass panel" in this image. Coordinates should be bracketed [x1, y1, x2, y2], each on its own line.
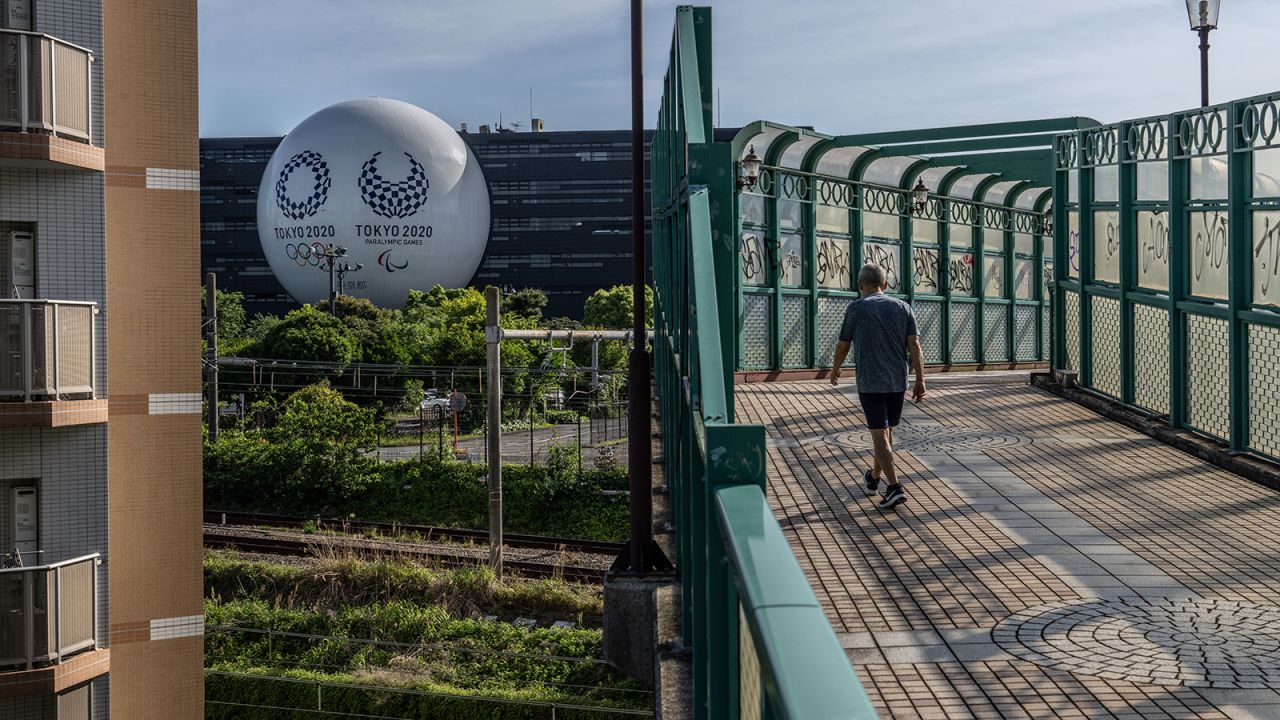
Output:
[1067, 211, 1080, 279]
[816, 235, 852, 290]
[912, 217, 938, 245]
[741, 194, 767, 225]
[816, 204, 848, 234]
[780, 232, 804, 286]
[1093, 210, 1120, 284]
[1137, 161, 1169, 202]
[1094, 165, 1119, 202]
[1252, 211, 1280, 307]
[984, 255, 1006, 298]
[1137, 210, 1170, 292]
[740, 231, 769, 287]
[863, 241, 902, 293]
[1189, 210, 1229, 300]
[912, 246, 940, 295]
[863, 211, 899, 241]
[1190, 156, 1228, 200]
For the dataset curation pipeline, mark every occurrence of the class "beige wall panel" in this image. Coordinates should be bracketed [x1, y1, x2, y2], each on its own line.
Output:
[107, 638, 203, 720]
[107, 415, 202, 623]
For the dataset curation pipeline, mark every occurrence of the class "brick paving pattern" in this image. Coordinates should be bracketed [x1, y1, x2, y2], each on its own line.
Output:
[736, 374, 1280, 719]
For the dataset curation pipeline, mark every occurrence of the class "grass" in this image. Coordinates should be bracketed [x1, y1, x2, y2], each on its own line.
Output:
[203, 554, 648, 718]
[205, 551, 604, 625]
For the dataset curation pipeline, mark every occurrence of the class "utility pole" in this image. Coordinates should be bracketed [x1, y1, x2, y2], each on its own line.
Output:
[205, 273, 219, 442]
[485, 287, 504, 580]
[620, 0, 669, 574]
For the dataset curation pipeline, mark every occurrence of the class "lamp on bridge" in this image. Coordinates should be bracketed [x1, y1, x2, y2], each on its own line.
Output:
[738, 145, 762, 190]
[910, 178, 930, 216]
[1185, 0, 1221, 107]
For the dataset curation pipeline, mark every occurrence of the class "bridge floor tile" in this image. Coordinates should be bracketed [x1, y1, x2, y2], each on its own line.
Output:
[736, 375, 1279, 719]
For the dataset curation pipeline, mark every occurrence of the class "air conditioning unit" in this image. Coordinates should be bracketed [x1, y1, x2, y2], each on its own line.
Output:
[8, 230, 34, 298]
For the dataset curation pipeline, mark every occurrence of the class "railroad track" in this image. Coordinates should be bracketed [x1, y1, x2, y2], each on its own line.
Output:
[203, 525, 610, 584]
[204, 509, 623, 556]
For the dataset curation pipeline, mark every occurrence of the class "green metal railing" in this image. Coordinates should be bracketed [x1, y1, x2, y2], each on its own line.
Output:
[1053, 92, 1280, 462]
[653, 7, 876, 719]
[725, 117, 1111, 373]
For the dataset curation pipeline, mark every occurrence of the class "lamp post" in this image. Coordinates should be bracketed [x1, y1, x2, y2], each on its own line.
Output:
[910, 179, 930, 216]
[1186, 0, 1221, 108]
[738, 145, 762, 190]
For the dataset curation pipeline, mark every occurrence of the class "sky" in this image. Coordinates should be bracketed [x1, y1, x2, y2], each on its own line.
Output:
[199, 0, 1279, 138]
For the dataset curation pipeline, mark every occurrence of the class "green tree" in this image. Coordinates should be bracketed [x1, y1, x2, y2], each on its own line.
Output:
[258, 305, 358, 365]
[582, 285, 653, 329]
[200, 288, 247, 347]
[315, 295, 414, 364]
[506, 288, 548, 321]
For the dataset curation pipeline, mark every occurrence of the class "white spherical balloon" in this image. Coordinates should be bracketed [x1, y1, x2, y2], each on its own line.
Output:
[258, 98, 490, 308]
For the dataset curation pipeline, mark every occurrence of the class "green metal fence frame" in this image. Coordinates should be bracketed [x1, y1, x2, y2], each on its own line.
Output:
[653, 7, 877, 718]
[1053, 92, 1280, 462]
[727, 117, 1098, 372]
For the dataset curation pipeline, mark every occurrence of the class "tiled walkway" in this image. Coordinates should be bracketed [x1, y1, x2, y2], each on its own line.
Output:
[736, 374, 1280, 720]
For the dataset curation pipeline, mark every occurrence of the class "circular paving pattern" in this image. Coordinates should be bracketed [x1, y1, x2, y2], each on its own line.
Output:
[822, 425, 1034, 453]
[994, 598, 1280, 688]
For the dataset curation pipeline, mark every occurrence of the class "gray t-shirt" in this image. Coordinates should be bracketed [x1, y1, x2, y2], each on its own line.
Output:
[838, 294, 918, 393]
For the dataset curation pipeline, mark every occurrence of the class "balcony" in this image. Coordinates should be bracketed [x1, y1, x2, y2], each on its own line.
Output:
[0, 30, 101, 172]
[0, 300, 105, 428]
[0, 555, 108, 699]
[0, 554, 100, 669]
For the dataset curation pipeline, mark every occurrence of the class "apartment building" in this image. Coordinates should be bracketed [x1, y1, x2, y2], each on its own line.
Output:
[0, 0, 202, 717]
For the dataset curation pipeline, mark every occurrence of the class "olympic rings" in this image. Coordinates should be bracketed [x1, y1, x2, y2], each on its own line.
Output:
[285, 242, 326, 268]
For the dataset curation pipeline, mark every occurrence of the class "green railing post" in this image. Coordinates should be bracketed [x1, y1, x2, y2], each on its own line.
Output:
[1168, 113, 1189, 429]
[973, 213, 986, 364]
[940, 199, 954, 365]
[704, 423, 766, 719]
[1079, 148, 1096, 386]
[1227, 99, 1250, 452]
[1119, 122, 1138, 403]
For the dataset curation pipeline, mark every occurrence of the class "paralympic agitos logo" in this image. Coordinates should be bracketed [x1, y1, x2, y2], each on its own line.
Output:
[377, 249, 408, 273]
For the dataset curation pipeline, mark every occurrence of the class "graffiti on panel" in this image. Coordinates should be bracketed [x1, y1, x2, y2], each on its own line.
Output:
[1191, 211, 1229, 298]
[912, 247, 940, 294]
[1141, 213, 1170, 276]
[781, 249, 803, 285]
[1255, 213, 1280, 304]
[740, 233, 767, 285]
[817, 236, 851, 288]
[1067, 213, 1081, 276]
[949, 253, 975, 295]
[864, 243, 900, 291]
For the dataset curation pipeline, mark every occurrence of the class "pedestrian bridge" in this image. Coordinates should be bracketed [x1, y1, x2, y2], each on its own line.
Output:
[653, 7, 1280, 719]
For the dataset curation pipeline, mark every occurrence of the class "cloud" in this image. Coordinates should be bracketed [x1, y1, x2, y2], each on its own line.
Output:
[200, 0, 1280, 136]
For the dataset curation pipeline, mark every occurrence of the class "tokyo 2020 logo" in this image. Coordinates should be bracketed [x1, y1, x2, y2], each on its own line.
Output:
[275, 151, 332, 220]
[358, 151, 430, 219]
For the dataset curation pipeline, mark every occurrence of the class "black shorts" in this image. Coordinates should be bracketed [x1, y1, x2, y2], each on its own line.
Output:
[859, 392, 905, 429]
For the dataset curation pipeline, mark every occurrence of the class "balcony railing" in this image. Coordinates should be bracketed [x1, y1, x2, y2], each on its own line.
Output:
[0, 554, 100, 670]
[0, 299, 97, 402]
[0, 29, 93, 141]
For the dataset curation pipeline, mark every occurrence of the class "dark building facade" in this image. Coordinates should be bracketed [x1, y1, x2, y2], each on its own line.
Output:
[202, 129, 683, 319]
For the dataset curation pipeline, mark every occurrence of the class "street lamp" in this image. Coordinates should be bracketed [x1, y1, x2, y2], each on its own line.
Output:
[910, 178, 930, 215]
[1186, 0, 1221, 107]
[738, 145, 762, 190]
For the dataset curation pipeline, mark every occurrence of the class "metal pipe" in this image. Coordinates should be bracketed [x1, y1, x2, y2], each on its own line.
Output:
[1198, 27, 1211, 108]
[499, 329, 651, 342]
[206, 273, 219, 442]
[626, 0, 656, 574]
[485, 288, 504, 580]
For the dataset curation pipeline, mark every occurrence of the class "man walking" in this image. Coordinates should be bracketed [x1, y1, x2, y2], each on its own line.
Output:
[830, 264, 926, 510]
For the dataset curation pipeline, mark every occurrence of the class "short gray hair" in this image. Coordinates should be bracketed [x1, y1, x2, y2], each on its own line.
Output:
[857, 263, 886, 290]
